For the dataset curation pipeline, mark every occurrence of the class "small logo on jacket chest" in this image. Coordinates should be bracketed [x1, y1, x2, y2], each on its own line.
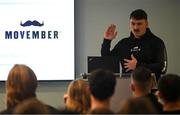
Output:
[131, 46, 141, 52]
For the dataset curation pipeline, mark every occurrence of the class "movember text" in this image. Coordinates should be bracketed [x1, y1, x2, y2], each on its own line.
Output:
[5, 31, 59, 39]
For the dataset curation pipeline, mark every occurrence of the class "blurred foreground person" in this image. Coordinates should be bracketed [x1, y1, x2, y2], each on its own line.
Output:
[87, 69, 116, 114]
[157, 74, 180, 113]
[118, 97, 157, 114]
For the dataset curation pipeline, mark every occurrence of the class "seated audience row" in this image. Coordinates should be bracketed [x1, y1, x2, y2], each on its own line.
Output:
[0, 64, 180, 114]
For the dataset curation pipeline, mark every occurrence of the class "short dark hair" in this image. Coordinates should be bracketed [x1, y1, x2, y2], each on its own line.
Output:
[130, 9, 147, 20]
[88, 69, 116, 101]
[158, 74, 180, 102]
[132, 67, 152, 82]
[131, 67, 152, 91]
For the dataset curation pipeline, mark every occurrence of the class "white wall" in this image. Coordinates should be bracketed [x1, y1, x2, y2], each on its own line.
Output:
[75, 0, 180, 75]
[0, 0, 180, 111]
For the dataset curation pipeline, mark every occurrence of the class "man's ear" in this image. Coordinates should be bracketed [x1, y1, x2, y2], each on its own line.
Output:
[130, 83, 135, 92]
[146, 20, 149, 27]
[63, 93, 68, 103]
[156, 90, 166, 104]
[156, 90, 163, 99]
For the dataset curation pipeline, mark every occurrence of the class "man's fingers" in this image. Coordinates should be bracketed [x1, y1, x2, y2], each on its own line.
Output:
[125, 68, 131, 72]
[104, 24, 118, 40]
[107, 24, 116, 32]
[124, 65, 129, 68]
[124, 59, 130, 63]
[124, 62, 129, 66]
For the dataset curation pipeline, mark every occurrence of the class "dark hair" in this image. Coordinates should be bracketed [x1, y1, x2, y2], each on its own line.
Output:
[158, 74, 180, 102]
[88, 69, 116, 101]
[130, 9, 147, 20]
[132, 67, 152, 82]
[131, 67, 152, 91]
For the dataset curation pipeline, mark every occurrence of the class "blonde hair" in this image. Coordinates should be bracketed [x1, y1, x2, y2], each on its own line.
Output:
[65, 79, 91, 114]
[6, 64, 37, 108]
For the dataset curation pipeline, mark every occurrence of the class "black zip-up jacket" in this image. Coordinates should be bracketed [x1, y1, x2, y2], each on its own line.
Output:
[101, 28, 167, 80]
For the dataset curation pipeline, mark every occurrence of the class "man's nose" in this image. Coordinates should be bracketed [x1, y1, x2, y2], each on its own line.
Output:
[134, 24, 138, 29]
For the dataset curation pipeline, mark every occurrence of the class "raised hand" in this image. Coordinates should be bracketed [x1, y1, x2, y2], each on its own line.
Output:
[104, 24, 118, 40]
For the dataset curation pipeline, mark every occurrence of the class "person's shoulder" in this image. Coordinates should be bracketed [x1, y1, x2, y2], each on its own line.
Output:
[162, 110, 180, 114]
[0, 108, 14, 114]
[150, 33, 164, 44]
[147, 34, 165, 48]
[88, 108, 114, 114]
[45, 104, 61, 114]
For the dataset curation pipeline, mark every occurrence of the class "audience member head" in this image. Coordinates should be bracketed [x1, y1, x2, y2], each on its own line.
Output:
[64, 79, 90, 114]
[157, 74, 180, 103]
[118, 97, 156, 114]
[14, 98, 49, 114]
[88, 69, 116, 101]
[88, 69, 116, 112]
[131, 67, 153, 97]
[5, 64, 38, 109]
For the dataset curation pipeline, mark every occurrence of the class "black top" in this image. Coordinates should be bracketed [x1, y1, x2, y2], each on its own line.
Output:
[0, 108, 14, 114]
[101, 28, 166, 80]
[144, 93, 163, 113]
[162, 110, 180, 114]
[88, 108, 114, 114]
[0, 105, 60, 114]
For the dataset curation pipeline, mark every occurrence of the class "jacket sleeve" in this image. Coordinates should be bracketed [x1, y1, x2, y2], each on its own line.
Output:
[101, 39, 112, 56]
[101, 39, 121, 56]
[137, 40, 167, 74]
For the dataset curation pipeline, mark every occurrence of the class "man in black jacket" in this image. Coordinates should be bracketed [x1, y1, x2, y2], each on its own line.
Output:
[130, 67, 163, 113]
[101, 9, 167, 81]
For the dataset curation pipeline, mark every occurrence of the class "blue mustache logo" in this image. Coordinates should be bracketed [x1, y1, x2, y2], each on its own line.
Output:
[20, 20, 44, 27]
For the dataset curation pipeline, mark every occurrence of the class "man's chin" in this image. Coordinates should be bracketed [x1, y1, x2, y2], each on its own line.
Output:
[133, 33, 143, 38]
[134, 35, 141, 38]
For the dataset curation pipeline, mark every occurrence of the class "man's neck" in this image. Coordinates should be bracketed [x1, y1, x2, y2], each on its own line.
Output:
[163, 101, 180, 111]
[90, 96, 111, 110]
[133, 90, 151, 97]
